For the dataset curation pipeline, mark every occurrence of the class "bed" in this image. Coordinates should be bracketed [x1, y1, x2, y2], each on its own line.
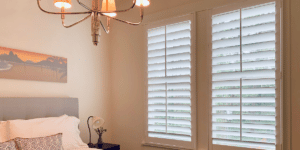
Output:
[0, 97, 99, 150]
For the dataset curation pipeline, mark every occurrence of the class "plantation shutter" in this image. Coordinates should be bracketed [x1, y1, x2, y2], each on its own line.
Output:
[211, 2, 279, 150]
[146, 16, 195, 149]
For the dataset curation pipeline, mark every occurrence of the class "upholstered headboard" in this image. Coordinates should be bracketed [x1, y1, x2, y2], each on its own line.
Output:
[0, 97, 78, 121]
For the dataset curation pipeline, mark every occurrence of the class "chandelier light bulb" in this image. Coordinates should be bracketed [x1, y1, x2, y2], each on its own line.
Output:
[136, 0, 150, 7]
[54, 0, 72, 9]
[103, 13, 117, 17]
[101, 0, 117, 17]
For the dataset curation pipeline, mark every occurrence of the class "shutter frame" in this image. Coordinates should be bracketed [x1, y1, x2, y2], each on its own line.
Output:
[209, 1, 282, 150]
[144, 14, 196, 150]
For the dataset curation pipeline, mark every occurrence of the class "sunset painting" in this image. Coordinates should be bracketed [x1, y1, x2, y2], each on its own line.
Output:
[0, 47, 67, 83]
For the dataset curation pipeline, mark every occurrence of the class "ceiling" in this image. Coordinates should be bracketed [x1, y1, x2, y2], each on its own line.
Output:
[115, 0, 200, 14]
[143, 0, 200, 14]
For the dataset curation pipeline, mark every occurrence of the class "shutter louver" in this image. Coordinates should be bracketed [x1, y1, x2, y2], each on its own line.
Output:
[148, 21, 192, 142]
[212, 2, 277, 150]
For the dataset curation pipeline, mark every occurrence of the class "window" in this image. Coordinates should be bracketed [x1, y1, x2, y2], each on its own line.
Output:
[145, 15, 196, 149]
[211, 1, 281, 150]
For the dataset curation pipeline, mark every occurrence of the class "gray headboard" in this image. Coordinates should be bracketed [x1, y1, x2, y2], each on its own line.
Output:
[0, 97, 78, 121]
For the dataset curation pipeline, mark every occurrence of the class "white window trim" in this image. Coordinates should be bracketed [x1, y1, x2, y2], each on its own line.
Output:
[207, 0, 283, 150]
[143, 13, 197, 150]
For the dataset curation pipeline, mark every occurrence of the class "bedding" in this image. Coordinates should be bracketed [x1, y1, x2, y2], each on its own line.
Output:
[14, 133, 63, 150]
[8, 115, 88, 150]
[73, 148, 100, 150]
[0, 140, 17, 150]
[0, 121, 9, 143]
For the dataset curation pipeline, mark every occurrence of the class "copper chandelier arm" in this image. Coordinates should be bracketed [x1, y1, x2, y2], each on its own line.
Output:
[96, 0, 137, 13]
[37, 0, 92, 15]
[62, 14, 92, 28]
[77, 0, 91, 11]
[107, 16, 143, 25]
[100, 21, 110, 34]
[98, 14, 110, 34]
[100, 7, 144, 26]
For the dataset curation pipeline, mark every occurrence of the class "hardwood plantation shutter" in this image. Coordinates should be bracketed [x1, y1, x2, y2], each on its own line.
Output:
[147, 17, 195, 147]
[211, 2, 279, 150]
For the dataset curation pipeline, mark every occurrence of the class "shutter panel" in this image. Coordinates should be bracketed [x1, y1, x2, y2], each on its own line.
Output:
[148, 21, 192, 142]
[148, 26, 167, 136]
[212, 2, 277, 150]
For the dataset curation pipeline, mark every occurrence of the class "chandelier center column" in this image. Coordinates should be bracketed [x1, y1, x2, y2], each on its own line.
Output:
[91, 0, 101, 46]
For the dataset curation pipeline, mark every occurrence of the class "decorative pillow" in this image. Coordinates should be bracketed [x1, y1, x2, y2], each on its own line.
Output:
[8, 115, 88, 150]
[0, 121, 9, 143]
[0, 140, 17, 150]
[14, 133, 63, 150]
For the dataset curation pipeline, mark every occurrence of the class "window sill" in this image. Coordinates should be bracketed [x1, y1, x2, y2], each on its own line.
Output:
[142, 142, 194, 150]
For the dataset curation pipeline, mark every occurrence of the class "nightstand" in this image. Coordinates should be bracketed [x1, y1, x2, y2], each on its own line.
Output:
[89, 143, 120, 150]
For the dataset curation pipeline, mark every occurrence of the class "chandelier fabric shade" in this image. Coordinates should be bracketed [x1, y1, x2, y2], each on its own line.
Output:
[136, 0, 150, 7]
[54, 0, 72, 9]
[101, 0, 117, 17]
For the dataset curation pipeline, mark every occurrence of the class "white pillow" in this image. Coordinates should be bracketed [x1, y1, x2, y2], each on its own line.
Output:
[8, 115, 88, 150]
[0, 121, 9, 143]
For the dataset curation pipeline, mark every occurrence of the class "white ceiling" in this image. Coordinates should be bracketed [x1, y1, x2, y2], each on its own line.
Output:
[143, 0, 201, 14]
[114, 0, 201, 14]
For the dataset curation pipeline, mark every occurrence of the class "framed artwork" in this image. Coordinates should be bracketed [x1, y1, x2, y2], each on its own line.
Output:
[0, 47, 67, 83]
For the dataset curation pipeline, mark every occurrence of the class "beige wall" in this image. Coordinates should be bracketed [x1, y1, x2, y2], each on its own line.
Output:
[1, 0, 299, 149]
[109, 0, 297, 150]
[0, 0, 112, 144]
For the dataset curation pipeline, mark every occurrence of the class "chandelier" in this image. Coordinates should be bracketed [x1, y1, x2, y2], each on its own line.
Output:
[37, 0, 150, 45]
